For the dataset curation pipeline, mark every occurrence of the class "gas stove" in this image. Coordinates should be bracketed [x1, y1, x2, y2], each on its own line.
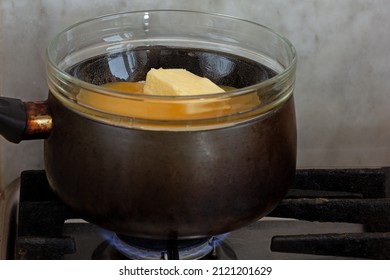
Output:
[1, 168, 390, 260]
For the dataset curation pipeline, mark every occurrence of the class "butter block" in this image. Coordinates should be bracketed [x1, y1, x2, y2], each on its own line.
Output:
[143, 68, 225, 96]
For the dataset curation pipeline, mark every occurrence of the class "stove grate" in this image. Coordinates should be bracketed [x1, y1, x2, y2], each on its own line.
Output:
[269, 168, 390, 259]
[13, 168, 390, 259]
[15, 171, 75, 260]
[271, 232, 390, 260]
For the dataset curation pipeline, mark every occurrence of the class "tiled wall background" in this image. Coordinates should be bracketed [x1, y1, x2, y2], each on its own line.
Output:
[1, 0, 390, 189]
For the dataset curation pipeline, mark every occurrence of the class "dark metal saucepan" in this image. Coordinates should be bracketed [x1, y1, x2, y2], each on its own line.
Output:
[0, 11, 297, 239]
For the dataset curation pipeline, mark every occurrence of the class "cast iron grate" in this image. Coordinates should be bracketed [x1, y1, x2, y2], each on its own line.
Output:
[14, 168, 390, 259]
[15, 170, 76, 260]
[269, 168, 390, 259]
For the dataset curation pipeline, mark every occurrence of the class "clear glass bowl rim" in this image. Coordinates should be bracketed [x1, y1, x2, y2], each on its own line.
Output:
[46, 9, 297, 101]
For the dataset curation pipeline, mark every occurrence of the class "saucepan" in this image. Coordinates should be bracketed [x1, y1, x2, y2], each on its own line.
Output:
[0, 10, 297, 239]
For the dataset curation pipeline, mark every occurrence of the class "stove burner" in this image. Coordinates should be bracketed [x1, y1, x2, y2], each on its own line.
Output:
[91, 236, 236, 260]
[110, 235, 215, 260]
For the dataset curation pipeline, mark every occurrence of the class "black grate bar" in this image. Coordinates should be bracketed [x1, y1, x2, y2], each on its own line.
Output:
[166, 239, 180, 260]
[15, 237, 76, 260]
[293, 168, 389, 198]
[18, 201, 67, 236]
[20, 170, 57, 202]
[269, 198, 390, 231]
[271, 232, 390, 260]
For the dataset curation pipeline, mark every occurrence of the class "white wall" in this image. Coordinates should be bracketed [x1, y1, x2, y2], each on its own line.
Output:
[1, 0, 390, 189]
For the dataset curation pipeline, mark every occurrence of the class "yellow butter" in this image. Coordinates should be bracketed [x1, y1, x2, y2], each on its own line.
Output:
[143, 68, 225, 96]
[76, 69, 261, 121]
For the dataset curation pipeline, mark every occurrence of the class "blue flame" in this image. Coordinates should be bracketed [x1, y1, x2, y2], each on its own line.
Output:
[211, 233, 230, 247]
[99, 229, 230, 260]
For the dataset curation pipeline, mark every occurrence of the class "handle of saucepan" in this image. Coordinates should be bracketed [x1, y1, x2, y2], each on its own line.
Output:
[0, 97, 52, 143]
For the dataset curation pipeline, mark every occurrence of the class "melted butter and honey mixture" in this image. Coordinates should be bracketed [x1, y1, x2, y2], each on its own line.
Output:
[77, 68, 260, 120]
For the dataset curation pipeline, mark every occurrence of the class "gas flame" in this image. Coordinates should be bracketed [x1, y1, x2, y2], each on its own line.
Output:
[99, 229, 229, 260]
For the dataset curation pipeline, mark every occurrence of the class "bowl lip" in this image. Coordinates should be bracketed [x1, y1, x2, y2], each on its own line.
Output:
[46, 9, 297, 100]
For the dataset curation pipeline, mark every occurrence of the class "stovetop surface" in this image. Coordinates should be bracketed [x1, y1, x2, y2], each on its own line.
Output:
[2, 168, 390, 260]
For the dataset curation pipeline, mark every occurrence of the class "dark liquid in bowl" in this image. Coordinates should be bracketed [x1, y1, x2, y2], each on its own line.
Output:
[67, 46, 277, 88]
